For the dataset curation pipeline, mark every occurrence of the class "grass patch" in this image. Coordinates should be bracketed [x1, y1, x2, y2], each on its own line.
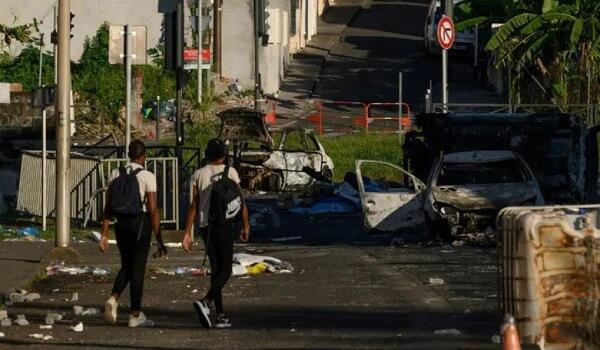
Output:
[319, 133, 403, 182]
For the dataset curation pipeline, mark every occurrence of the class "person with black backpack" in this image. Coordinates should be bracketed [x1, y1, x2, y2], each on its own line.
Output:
[182, 138, 250, 329]
[99, 140, 167, 327]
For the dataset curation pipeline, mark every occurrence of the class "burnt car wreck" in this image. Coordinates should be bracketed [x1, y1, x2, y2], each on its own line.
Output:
[357, 112, 600, 238]
[217, 108, 334, 192]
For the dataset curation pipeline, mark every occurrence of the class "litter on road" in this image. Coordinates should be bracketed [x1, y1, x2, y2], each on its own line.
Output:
[46, 263, 110, 276]
[271, 236, 302, 242]
[1, 318, 11, 327]
[81, 308, 99, 316]
[71, 322, 84, 332]
[153, 267, 208, 276]
[39, 325, 52, 329]
[15, 316, 29, 326]
[434, 329, 461, 335]
[73, 305, 83, 315]
[428, 278, 445, 285]
[233, 253, 294, 275]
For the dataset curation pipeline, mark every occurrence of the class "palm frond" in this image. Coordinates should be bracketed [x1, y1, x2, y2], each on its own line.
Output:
[486, 13, 538, 51]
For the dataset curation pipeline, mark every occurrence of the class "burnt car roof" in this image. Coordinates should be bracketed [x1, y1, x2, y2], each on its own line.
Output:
[443, 150, 517, 163]
[216, 108, 273, 147]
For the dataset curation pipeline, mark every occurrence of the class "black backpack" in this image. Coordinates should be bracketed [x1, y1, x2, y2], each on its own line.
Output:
[107, 166, 143, 219]
[209, 166, 243, 225]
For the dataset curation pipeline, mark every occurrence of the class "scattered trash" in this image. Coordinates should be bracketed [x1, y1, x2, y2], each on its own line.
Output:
[52, 289, 60, 293]
[154, 267, 208, 276]
[71, 292, 78, 302]
[164, 242, 182, 248]
[428, 278, 445, 286]
[271, 236, 302, 242]
[24, 292, 40, 302]
[1, 318, 11, 327]
[73, 305, 83, 315]
[45, 313, 62, 325]
[0, 332, 3, 337]
[452, 240, 465, 247]
[17, 227, 39, 237]
[81, 308, 99, 316]
[491, 334, 501, 344]
[43, 335, 53, 341]
[9, 289, 27, 303]
[39, 325, 52, 330]
[464, 308, 472, 314]
[434, 329, 461, 335]
[71, 322, 84, 332]
[46, 263, 110, 276]
[15, 315, 29, 326]
[233, 253, 294, 276]
[232, 264, 248, 276]
[191, 289, 198, 294]
[0, 310, 7, 319]
[29, 333, 44, 339]
[90, 231, 102, 242]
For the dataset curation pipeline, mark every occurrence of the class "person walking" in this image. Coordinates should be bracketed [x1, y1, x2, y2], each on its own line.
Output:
[182, 138, 250, 329]
[99, 140, 167, 327]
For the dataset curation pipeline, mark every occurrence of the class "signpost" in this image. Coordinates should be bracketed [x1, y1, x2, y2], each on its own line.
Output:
[437, 14, 454, 113]
[108, 25, 147, 155]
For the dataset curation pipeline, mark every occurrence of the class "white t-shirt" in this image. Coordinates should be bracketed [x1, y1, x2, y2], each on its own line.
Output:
[108, 162, 157, 212]
[190, 164, 241, 227]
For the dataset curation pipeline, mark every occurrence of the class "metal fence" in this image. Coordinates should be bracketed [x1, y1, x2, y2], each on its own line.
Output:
[17, 151, 180, 228]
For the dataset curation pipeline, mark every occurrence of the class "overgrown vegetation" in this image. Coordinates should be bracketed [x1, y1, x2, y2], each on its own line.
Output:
[456, 0, 600, 107]
[319, 133, 402, 182]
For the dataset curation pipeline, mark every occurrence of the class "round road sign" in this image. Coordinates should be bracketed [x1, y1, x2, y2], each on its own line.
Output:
[437, 15, 455, 50]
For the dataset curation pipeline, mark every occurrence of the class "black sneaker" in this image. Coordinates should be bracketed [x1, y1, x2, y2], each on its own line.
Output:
[193, 300, 212, 329]
[215, 314, 231, 329]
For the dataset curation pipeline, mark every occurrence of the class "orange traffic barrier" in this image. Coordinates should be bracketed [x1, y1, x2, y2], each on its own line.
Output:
[366, 102, 413, 133]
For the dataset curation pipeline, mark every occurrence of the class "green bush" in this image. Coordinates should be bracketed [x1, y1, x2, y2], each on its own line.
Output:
[0, 45, 54, 90]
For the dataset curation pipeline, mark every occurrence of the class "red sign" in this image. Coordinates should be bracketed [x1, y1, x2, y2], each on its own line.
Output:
[437, 15, 455, 50]
[183, 48, 212, 63]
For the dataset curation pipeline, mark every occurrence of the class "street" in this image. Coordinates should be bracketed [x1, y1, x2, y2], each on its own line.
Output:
[0, 210, 502, 349]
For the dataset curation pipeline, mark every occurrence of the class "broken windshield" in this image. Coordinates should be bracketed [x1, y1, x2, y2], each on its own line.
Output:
[436, 159, 527, 186]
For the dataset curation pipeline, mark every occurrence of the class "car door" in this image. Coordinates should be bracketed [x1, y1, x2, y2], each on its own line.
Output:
[356, 160, 427, 232]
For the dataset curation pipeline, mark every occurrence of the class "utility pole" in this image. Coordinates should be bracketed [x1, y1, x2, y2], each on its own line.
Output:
[124, 24, 132, 156]
[45, 0, 79, 261]
[254, 0, 261, 110]
[197, 1, 202, 104]
[175, 0, 184, 180]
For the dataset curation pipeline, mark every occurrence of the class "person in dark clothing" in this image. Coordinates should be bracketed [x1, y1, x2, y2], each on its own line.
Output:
[182, 138, 250, 329]
[99, 140, 167, 327]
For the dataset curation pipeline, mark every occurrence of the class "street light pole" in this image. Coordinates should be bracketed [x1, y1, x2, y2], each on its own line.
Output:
[55, 0, 71, 248]
[254, 0, 261, 110]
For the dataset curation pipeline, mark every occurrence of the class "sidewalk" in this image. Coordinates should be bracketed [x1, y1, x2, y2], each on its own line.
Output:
[274, 0, 366, 119]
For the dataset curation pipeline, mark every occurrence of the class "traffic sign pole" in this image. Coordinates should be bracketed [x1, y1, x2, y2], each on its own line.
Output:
[437, 10, 454, 114]
[442, 49, 448, 113]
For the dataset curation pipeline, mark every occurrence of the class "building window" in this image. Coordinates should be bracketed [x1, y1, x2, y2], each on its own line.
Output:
[290, 0, 297, 36]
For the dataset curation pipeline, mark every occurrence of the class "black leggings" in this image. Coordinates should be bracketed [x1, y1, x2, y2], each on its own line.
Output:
[201, 224, 234, 314]
[112, 214, 152, 312]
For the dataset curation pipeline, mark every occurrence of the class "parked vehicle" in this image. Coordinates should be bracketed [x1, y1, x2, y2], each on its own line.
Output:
[424, 0, 476, 55]
[217, 108, 334, 192]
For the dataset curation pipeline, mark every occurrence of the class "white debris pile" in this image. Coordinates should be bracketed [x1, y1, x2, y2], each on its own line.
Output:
[232, 253, 293, 276]
[45, 262, 109, 276]
[428, 278, 445, 286]
[15, 314, 29, 326]
[7, 289, 40, 304]
[29, 333, 53, 340]
[71, 322, 84, 332]
[434, 328, 461, 335]
[45, 313, 63, 325]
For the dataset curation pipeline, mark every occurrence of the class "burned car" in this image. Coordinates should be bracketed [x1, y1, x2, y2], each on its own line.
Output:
[354, 151, 544, 237]
[424, 150, 544, 237]
[217, 108, 334, 191]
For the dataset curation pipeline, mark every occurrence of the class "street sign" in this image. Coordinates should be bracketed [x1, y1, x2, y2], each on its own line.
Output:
[183, 48, 212, 63]
[108, 25, 147, 65]
[437, 15, 455, 50]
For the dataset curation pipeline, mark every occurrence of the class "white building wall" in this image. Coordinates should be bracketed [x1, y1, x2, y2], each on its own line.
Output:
[0, 0, 164, 61]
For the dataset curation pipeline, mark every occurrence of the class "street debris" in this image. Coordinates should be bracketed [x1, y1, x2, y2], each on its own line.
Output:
[232, 253, 294, 276]
[71, 322, 84, 332]
[271, 236, 302, 242]
[73, 305, 83, 315]
[491, 334, 501, 344]
[29, 333, 53, 340]
[154, 267, 208, 276]
[46, 263, 110, 276]
[15, 314, 29, 326]
[0, 310, 7, 320]
[71, 292, 78, 302]
[164, 242, 182, 248]
[81, 308, 99, 316]
[1, 318, 11, 327]
[45, 313, 63, 325]
[17, 227, 39, 237]
[39, 325, 52, 329]
[434, 329, 461, 335]
[0, 332, 4, 337]
[428, 278, 445, 285]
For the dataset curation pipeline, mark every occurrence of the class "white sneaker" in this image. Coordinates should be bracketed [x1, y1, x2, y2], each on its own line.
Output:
[104, 296, 118, 324]
[128, 312, 154, 328]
